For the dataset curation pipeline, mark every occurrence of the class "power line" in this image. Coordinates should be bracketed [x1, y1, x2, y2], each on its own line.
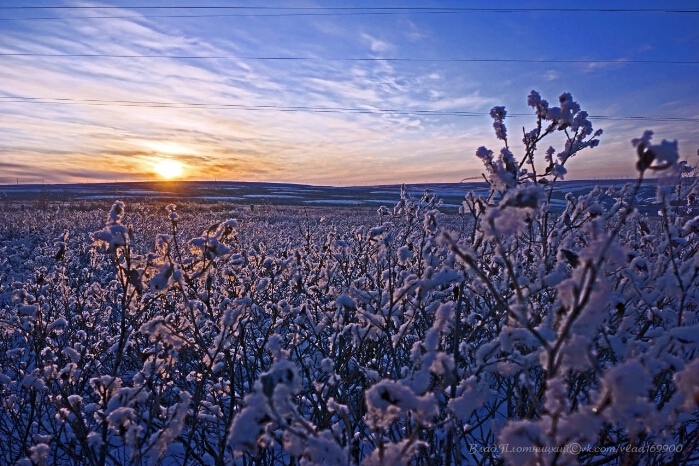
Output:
[0, 11, 467, 21]
[1, 6, 698, 20]
[1, 6, 697, 12]
[1, 54, 697, 65]
[1, 96, 488, 116]
[1, 14, 435, 20]
[2, 96, 697, 123]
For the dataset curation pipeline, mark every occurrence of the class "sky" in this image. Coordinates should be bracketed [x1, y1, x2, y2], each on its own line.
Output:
[1, 1, 698, 186]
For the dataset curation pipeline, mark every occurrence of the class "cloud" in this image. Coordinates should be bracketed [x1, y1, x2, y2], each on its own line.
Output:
[0, 11, 523, 185]
[426, 92, 496, 111]
[402, 19, 430, 43]
[360, 33, 393, 54]
[544, 69, 558, 81]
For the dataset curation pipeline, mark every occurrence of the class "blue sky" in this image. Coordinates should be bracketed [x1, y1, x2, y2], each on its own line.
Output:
[1, 1, 698, 185]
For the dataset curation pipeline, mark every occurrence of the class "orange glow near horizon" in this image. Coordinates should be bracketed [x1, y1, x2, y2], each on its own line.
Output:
[154, 159, 184, 180]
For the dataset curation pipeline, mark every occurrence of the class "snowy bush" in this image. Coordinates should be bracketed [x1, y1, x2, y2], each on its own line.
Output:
[1, 90, 698, 465]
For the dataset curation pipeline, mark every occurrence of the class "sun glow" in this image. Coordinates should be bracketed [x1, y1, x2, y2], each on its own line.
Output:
[154, 160, 184, 179]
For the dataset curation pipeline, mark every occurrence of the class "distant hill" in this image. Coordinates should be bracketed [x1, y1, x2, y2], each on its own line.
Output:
[0, 179, 677, 215]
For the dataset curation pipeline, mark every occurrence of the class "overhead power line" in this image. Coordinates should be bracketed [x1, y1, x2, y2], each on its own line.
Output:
[4, 96, 487, 116]
[1, 54, 697, 65]
[1, 6, 698, 20]
[1, 6, 698, 12]
[2, 96, 697, 123]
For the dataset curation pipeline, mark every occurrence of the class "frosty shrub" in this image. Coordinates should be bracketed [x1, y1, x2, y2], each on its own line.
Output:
[1, 90, 698, 465]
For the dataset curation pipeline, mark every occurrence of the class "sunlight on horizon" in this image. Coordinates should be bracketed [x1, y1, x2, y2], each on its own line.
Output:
[153, 159, 184, 180]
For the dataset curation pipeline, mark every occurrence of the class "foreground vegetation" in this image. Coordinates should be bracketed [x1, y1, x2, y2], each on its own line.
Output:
[1, 91, 698, 465]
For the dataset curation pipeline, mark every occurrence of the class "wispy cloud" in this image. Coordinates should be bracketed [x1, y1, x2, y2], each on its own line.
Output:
[360, 33, 393, 54]
[544, 69, 558, 81]
[402, 19, 430, 43]
[2, 6, 498, 184]
[426, 92, 496, 111]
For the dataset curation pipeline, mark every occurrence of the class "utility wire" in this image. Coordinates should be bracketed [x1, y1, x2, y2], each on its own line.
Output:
[1, 6, 698, 20]
[1, 96, 488, 115]
[1, 14, 447, 20]
[2, 96, 697, 122]
[1, 6, 698, 12]
[1, 53, 697, 65]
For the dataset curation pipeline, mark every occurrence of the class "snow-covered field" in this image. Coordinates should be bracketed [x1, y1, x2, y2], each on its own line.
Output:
[0, 178, 665, 215]
[1, 174, 698, 465]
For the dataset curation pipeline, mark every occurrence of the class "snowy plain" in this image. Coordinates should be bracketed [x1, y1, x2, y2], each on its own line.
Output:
[1, 172, 697, 465]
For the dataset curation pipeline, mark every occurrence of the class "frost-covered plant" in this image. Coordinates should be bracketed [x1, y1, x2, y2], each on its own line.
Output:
[439, 92, 699, 465]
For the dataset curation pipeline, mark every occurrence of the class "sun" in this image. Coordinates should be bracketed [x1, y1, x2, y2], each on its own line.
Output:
[154, 160, 183, 180]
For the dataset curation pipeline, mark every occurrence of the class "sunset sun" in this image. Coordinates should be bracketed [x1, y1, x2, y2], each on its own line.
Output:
[154, 160, 183, 180]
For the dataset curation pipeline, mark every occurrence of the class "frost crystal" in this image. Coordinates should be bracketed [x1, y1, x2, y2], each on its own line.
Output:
[365, 380, 437, 430]
[490, 106, 508, 140]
